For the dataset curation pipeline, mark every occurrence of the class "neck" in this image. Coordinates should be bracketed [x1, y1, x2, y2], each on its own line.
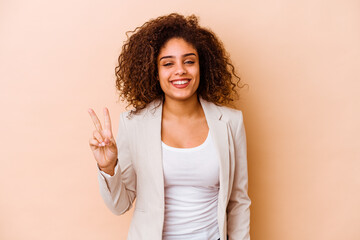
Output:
[162, 94, 203, 120]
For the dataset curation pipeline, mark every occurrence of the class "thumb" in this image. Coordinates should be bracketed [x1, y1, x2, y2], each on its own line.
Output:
[104, 138, 117, 155]
[105, 137, 116, 147]
[105, 138, 112, 145]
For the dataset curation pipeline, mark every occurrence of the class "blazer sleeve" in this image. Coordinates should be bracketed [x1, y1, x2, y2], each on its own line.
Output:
[97, 112, 136, 215]
[227, 111, 251, 240]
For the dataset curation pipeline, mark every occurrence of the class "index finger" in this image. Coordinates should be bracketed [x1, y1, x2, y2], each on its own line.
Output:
[88, 108, 103, 132]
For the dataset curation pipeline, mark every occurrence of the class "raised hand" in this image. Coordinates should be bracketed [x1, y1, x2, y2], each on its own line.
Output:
[88, 107, 118, 175]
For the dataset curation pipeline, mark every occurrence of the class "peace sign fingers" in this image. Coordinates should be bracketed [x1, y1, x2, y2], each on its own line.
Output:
[88, 107, 118, 173]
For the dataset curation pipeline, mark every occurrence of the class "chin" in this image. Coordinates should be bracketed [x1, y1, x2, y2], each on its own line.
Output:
[167, 92, 198, 102]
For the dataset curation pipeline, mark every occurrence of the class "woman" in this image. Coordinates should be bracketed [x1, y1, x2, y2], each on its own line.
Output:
[88, 13, 250, 240]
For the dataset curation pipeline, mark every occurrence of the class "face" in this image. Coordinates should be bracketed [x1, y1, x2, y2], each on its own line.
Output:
[157, 38, 200, 102]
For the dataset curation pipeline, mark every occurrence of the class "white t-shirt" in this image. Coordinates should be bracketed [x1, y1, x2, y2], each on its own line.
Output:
[162, 131, 220, 240]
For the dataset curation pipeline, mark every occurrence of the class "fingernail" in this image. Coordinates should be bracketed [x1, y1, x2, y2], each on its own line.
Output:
[101, 142, 106, 146]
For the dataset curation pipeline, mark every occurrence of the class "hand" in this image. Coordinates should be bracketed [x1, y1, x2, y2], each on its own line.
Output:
[88, 107, 118, 173]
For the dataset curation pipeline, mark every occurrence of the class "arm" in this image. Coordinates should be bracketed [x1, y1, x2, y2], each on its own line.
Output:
[227, 111, 251, 240]
[97, 112, 136, 215]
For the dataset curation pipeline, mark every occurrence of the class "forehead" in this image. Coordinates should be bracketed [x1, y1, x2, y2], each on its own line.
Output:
[158, 38, 198, 58]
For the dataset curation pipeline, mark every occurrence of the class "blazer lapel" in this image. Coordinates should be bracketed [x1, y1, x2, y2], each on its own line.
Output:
[199, 98, 230, 208]
[142, 99, 165, 206]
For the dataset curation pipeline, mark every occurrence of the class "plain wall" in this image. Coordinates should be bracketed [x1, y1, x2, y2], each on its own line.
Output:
[1, 0, 359, 239]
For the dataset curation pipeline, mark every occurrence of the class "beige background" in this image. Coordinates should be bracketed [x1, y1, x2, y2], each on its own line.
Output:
[1, 0, 359, 239]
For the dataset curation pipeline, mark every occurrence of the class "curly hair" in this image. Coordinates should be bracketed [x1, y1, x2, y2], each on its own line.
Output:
[115, 13, 245, 114]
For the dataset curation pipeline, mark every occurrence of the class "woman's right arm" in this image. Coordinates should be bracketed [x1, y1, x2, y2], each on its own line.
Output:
[89, 108, 136, 215]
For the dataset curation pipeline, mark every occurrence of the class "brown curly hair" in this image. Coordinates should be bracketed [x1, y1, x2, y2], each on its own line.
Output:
[115, 13, 245, 113]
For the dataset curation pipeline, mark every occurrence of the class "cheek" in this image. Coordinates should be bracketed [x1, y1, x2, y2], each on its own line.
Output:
[157, 71, 167, 83]
[157, 72, 170, 89]
[191, 66, 200, 80]
[158, 67, 169, 76]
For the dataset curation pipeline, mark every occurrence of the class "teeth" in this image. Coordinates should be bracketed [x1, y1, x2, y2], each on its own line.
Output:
[172, 80, 189, 85]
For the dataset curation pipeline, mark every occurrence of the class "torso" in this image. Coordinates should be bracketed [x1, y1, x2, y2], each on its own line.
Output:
[160, 98, 219, 238]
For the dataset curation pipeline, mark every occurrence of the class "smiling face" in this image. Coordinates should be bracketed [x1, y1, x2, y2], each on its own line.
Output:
[157, 38, 200, 102]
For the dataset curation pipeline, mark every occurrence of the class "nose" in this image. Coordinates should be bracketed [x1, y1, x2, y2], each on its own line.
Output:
[175, 63, 186, 75]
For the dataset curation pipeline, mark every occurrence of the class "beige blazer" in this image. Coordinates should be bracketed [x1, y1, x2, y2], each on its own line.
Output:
[97, 97, 251, 240]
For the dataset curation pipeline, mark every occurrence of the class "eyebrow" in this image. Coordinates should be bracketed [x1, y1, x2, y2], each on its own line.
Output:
[159, 53, 196, 61]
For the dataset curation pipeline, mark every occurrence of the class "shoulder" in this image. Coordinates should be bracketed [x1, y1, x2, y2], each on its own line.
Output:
[205, 99, 243, 121]
[200, 97, 244, 132]
[211, 103, 245, 131]
[119, 99, 162, 124]
[218, 104, 243, 120]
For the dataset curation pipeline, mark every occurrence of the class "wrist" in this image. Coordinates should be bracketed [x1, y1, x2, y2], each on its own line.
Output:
[99, 159, 118, 176]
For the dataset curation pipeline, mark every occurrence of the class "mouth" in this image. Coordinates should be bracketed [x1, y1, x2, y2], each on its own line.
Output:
[170, 78, 191, 88]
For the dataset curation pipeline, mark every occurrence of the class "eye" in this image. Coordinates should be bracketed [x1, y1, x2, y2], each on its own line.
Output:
[184, 60, 195, 64]
[163, 62, 173, 67]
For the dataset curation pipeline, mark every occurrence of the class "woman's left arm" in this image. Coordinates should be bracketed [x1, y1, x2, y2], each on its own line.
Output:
[227, 111, 251, 240]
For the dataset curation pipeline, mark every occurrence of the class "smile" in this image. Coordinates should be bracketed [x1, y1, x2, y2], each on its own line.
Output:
[170, 79, 191, 88]
[172, 80, 189, 85]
